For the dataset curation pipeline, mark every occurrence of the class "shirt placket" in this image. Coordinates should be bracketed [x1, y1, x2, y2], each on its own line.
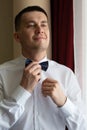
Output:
[33, 85, 40, 130]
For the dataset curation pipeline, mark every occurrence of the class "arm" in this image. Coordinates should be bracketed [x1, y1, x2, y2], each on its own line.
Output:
[42, 72, 87, 130]
[0, 85, 31, 129]
[0, 61, 41, 129]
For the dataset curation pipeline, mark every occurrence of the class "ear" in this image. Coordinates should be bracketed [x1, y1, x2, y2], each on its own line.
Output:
[14, 32, 20, 43]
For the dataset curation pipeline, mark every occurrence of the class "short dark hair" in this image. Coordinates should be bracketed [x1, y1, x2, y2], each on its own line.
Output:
[15, 6, 48, 31]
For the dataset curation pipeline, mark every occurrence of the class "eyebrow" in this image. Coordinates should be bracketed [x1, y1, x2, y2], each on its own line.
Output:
[25, 20, 48, 24]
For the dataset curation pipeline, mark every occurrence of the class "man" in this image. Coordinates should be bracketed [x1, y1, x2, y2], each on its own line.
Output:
[0, 6, 86, 130]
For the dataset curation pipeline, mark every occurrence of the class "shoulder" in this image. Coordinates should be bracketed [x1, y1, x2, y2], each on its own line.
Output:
[49, 59, 73, 73]
[48, 59, 76, 80]
[0, 56, 24, 71]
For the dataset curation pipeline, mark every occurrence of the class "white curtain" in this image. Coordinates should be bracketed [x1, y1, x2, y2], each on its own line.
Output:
[73, 0, 87, 118]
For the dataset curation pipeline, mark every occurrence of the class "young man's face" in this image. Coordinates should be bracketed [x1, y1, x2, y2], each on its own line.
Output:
[15, 11, 50, 55]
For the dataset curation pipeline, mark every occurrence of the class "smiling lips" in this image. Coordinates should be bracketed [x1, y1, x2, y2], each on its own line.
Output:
[33, 35, 47, 41]
[34, 37, 46, 41]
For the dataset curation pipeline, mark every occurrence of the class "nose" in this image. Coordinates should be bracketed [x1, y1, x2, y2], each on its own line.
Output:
[35, 25, 43, 34]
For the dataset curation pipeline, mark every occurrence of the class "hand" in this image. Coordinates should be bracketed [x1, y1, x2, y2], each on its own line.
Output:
[42, 78, 67, 107]
[20, 62, 41, 93]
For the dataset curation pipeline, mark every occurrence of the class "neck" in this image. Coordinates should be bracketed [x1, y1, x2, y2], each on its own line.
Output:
[22, 50, 47, 62]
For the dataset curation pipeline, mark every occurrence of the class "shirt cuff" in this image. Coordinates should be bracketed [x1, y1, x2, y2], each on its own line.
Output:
[59, 98, 77, 118]
[11, 85, 31, 105]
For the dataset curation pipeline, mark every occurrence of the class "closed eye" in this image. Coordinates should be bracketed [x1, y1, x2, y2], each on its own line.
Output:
[26, 23, 36, 28]
[41, 23, 48, 27]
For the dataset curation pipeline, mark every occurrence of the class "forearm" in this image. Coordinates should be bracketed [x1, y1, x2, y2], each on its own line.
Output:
[0, 85, 31, 129]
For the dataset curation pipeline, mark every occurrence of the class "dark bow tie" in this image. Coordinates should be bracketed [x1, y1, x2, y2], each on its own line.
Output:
[25, 59, 48, 71]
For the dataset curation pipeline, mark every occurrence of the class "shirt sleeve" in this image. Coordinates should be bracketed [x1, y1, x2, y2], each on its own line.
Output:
[58, 98, 87, 130]
[0, 85, 31, 129]
[58, 68, 87, 130]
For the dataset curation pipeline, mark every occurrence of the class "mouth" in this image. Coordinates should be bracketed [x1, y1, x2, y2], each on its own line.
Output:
[33, 36, 47, 41]
[34, 37, 45, 40]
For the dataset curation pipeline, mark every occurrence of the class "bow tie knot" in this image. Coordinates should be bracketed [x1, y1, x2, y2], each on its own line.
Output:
[25, 59, 48, 71]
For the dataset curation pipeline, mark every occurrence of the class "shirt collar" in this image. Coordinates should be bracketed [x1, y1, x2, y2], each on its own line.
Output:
[20, 55, 48, 63]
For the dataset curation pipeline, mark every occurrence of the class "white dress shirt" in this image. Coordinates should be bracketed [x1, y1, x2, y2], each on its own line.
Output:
[0, 55, 86, 130]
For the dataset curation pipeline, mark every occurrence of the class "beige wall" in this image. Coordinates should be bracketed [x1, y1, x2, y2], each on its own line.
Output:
[0, 0, 13, 64]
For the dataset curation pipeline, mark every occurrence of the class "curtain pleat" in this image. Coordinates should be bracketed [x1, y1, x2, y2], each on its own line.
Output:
[51, 0, 74, 71]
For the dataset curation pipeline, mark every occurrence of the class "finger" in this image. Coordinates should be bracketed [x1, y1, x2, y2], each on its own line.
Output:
[42, 90, 52, 97]
[29, 68, 41, 81]
[42, 82, 53, 86]
[42, 82, 57, 89]
[25, 62, 41, 70]
[23, 65, 41, 80]
[35, 74, 41, 81]
[25, 61, 38, 67]
[29, 64, 41, 73]
[42, 85, 53, 91]
[43, 78, 57, 84]
[32, 67, 41, 75]
[25, 63, 41, 73]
